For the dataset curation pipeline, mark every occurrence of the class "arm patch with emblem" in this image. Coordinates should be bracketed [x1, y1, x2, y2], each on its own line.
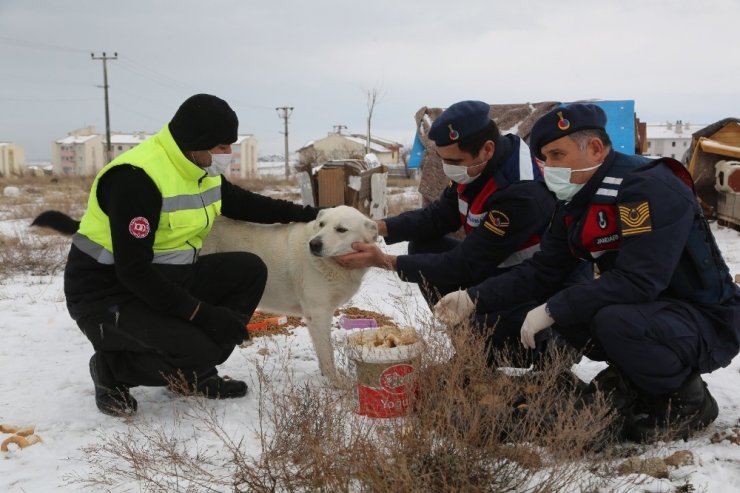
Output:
[483, 210, 510, 236]
[619, 200, 652, 236]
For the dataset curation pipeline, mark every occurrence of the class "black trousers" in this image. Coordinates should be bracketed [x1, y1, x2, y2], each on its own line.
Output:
[556, 301, 721, 395]
[76, 252, 267, 388]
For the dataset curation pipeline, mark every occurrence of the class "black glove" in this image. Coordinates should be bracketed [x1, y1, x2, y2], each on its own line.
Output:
[192, 302, 248, 346]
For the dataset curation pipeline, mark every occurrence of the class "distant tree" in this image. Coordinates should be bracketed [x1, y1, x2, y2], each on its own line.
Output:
[400, 143, 412, 178]
[364, 84, 386, 155]
[298, 147, 324, 167]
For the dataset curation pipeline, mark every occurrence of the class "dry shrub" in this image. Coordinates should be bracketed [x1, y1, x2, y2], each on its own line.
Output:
[0, 175, 90, 221]
[0, 231, 68, 280]
[75, 318, 637, 492]
[0, 176, 86, 282]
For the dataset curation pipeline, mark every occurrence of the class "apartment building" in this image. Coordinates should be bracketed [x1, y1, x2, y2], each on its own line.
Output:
[53, 126, 257, 178]
[645, 120, 706, 160]
[0, 142, 26, 176]
[229, 134, 258, 179]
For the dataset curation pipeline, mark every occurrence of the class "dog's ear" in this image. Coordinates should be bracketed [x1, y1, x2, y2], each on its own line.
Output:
[316, 208, 328, 221]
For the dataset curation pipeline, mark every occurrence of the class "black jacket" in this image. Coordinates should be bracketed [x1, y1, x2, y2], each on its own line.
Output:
[64, 165, 318, 320]
[469, 152, 740, 369]
[385, 134, 556, 287]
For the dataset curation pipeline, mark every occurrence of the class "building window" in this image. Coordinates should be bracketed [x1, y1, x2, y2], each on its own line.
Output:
[648, 141, 652, 148]
[671, 154, 676, 158]
[684, 142, 688, 147]
[672, 142, 676, 147]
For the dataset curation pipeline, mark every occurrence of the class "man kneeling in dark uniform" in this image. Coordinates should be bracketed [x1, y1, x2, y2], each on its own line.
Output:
[337, 100, 556, 368]
[435, 103, 740, 442]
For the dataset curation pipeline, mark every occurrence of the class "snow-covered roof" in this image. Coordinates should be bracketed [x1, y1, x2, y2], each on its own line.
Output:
[297, 140, 315, 151]
[298, 133, 399, 153]
[56, 134, 99, 145]
[109, 133, 152, 145]
[350, 133, 402, 148]
[647, 123, 707, 140]
[341, 135, 389, 153]
[234, 134, 254, 144]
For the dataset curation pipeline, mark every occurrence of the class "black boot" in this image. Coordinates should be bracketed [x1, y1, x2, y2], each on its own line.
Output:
[89, 354, 137, 417]
[625, 372, 718, 443]
[171, 372, 248, 399]
[576, 365, 640, 442]
[198, 375, 248, 399]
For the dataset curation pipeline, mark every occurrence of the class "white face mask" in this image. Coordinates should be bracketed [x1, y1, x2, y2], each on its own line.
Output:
[442, 158, 487, 185]
[206, 152, 232, 176]
[443, 163, 477, 185]
[543, 162, 602, 202]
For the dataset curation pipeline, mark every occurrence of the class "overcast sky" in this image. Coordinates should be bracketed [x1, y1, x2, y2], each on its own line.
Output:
[1, 0, 739, 160]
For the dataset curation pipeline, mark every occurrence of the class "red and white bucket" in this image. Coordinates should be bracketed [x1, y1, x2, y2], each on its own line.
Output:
[347, 328, 423, 418]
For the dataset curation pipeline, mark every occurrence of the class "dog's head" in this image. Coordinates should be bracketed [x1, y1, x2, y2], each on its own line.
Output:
[308, 205, 378, 257]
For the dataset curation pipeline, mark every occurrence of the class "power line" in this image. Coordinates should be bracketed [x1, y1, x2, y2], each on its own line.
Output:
[118, 55, 272, 111]
[110, 99, 165, 125]
[0, 96, 98, 102]
[116, 55, 195, 92]
[0, 35, 90, 54]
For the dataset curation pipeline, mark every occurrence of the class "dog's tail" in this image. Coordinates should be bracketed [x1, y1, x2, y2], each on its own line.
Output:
[31, 210, 80, 236]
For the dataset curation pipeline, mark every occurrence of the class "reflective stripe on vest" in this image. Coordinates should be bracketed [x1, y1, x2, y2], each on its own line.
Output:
[162, 187, 221, 212]
[566, 154, 650, 260]
[75, 125, 221, 266]
[458, 179, 499, 233]
[72, 232, 197, 265]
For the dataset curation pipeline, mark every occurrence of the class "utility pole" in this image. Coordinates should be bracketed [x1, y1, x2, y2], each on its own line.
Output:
[91, 52, 117, 164]
[275, 106, 294, 178]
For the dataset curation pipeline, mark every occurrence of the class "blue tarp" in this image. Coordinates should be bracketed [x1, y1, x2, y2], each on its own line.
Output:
[588, 100, 636, 154]
[407, 131, 425, 169]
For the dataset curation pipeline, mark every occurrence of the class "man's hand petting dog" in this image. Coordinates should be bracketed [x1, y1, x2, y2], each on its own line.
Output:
[334, 242, 395, 271]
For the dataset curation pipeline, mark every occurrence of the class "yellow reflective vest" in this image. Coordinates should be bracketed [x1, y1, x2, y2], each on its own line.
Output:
[73, 124, 222, 265]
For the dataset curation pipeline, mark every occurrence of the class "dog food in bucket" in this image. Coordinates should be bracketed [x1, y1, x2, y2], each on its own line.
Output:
[347, 326, 423, 418]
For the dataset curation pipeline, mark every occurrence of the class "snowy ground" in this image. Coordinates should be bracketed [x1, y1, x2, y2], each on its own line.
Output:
[1, 192, 739, 491]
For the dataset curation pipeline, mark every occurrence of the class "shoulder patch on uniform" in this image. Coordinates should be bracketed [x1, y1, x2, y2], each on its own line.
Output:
[483, 210, 510, 236]
[129, 216, 151, 239]
[618, 201, 652, 237]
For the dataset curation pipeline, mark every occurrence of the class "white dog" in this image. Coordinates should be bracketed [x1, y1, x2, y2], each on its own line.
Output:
[201, 205, 377, 380]
[32, 205, 377, 381]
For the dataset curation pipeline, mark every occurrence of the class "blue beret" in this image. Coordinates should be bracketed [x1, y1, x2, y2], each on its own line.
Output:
[530, 103, 607, 159]
[428, 100, 492, 146]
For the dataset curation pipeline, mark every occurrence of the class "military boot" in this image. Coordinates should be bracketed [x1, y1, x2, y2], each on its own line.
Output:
[575, 365, 640, 442]
[89, 354, 137, 417]
[171, 371, 248, 399]
[197, 375, 248, 399]
[625, 371, 718, 443]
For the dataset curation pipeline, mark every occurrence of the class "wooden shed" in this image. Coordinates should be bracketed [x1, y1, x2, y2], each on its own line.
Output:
[686, 118, 740, 229]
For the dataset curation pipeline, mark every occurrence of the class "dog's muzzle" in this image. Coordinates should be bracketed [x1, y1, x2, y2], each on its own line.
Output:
[309, 237, 323, 256]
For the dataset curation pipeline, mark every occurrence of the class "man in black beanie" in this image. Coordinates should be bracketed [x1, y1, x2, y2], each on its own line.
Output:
[63, 93, 320, 416]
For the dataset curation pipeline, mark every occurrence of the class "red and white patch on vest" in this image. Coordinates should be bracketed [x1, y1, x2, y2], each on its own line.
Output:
[128, 216, 150, 239]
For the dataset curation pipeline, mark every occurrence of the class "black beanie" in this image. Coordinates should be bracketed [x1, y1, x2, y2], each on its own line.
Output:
[168, 94, 238, 151]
